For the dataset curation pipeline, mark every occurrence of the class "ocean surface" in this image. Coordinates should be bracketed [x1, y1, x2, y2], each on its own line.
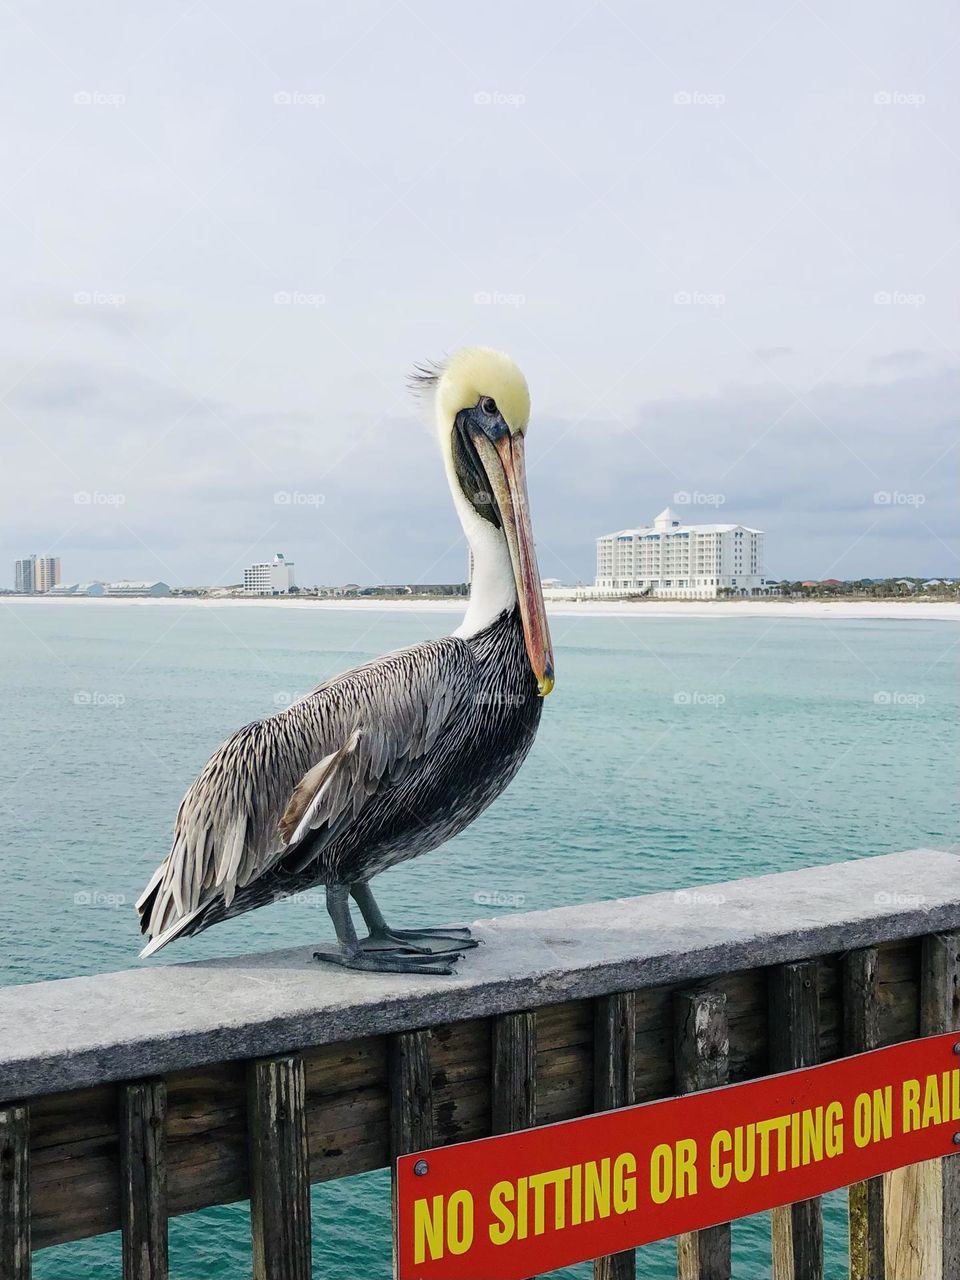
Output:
[1, 600, 956, 1279]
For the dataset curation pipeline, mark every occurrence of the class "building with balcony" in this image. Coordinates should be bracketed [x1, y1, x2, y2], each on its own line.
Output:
[595, 506, 766, 598]
[243, 553, 296, 595]
[14, 555, 61, 593]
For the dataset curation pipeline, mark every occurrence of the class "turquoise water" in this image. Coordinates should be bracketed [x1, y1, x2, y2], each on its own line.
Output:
[0, 601, 956, 1278]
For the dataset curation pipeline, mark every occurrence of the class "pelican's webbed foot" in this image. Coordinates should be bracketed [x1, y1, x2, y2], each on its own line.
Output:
[317, 882, 473, 978]
[312, 945, 459, 976]
[350, 883, 478, 956]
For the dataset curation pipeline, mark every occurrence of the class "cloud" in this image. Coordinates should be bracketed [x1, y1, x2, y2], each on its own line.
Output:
[871, 349, 931, 369]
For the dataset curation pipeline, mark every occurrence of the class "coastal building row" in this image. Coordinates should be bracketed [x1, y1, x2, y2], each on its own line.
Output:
[595, 506, 769, 599]
[49, 581, 171, 597]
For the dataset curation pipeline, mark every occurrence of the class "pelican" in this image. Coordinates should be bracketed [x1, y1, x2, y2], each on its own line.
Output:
[137, 348, 554, 974]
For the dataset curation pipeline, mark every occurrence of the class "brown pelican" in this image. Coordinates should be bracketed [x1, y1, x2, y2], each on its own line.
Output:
[137, 348, 554, 974]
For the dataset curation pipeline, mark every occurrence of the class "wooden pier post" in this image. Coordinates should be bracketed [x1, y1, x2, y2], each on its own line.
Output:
[674, 990, 731, 1280]
[769, 961, 823, 1280]
[0, 1105, 29, 1280]
[843, 947, 885, 1280]
[593, 991, 637, 1280]
[120, 1080, 168, 1280]
[884, 931, 960, 1280]
[492, 1011, 536, 1136]
[389, 1029, 435, 1280]
[492, 1012, 537, 1280]
[247, 1054, 311, 1280]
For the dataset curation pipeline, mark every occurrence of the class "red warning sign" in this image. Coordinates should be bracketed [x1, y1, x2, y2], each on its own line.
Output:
[397, 1032, 960, 1280]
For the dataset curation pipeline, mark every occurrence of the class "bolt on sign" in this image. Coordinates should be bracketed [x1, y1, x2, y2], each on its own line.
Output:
[396, 1032, 960, 1280]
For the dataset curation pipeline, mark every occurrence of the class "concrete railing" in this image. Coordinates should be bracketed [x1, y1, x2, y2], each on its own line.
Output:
[0, 847, 958, 1279]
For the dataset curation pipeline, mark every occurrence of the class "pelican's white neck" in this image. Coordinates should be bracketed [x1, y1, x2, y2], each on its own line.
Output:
[454, 509, 516, 637]
[441, 455, 515, 639]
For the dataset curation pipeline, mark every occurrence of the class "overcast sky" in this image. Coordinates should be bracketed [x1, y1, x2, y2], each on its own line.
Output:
[1, 0, 956, 586]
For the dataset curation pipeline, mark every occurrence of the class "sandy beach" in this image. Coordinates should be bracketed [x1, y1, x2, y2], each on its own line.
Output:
[5, 595, 957, 622]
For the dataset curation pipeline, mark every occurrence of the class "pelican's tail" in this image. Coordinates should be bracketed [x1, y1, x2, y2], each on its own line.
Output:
[138, 898, 207, 958]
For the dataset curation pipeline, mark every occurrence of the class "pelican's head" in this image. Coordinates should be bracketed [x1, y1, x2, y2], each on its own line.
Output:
[413, 347, 554, 697]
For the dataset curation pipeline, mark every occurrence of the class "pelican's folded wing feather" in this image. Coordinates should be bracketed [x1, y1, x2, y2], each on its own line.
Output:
[137, 635, 476, 955]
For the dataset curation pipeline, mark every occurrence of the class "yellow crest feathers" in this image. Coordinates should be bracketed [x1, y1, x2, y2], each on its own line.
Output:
[412, 347, 531, 433]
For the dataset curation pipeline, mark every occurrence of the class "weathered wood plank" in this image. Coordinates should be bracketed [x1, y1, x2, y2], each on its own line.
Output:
[844, 948, 885, 1280]
[389, 1031, 434, 1157]
[593, 992, 636, 1280]
[923, 932, 960, 1280]
[247, 1055, 311, 1280]
[885, 932, 960, 1279]
[492, 1012, 536, 1135]
[0, 1105, 30, 1280]
[389, 1030, 434, 1280]
[770, 961, 823, 1280]
[120, 1080, 168, 1280]
[674, 991, 731, 1280]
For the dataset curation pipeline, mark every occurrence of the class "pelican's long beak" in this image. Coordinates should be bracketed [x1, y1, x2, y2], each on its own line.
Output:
[475, 431, 555, 696]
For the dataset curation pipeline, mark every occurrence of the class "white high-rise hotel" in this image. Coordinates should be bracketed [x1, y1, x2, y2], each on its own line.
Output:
[243, 552, 296, 595]
[596, 507, 766, 599]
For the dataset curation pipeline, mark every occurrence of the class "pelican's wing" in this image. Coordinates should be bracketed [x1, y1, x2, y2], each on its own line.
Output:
[137, 635, 475, 955]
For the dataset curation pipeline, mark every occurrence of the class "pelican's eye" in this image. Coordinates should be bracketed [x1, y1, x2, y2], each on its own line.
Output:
[480, 396, 497, 416]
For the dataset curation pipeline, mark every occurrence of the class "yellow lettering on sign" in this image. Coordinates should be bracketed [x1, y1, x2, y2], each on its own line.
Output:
[903, 1078, 921, 1132]
[414, 1195, 444, 1264]
[734, 1124, 756, 1182]
[922, 1074, 943, 1128]
[446, 1190, 474, 1256]
[488, 1181, 515, 1246]
[711, 1130, 732, 1189]
[825, 1102, 844, 1157]
[650, 1144, 673, 1205]
[585, 1158, 611, 1221]
[650, 1140, 698, 1202]
[854, 1086, 893, 1147]
[613, 1153, 638, 1213]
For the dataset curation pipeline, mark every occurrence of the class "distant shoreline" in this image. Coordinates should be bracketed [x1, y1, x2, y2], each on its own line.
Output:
[4, 596, 957, 622]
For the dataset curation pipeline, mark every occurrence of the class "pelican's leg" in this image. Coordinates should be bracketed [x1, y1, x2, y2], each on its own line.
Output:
[350, 882, 478, 956]
[313, 884, 460, 975]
